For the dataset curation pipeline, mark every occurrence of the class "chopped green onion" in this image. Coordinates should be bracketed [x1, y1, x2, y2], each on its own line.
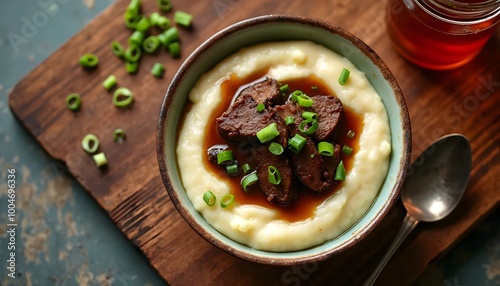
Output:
[125, 44, 141, 62]
[157, 34, 168, 47]
[174, 11, 193, 27]
[203, 191, 216, 206]
[92, 152, 108, 168]
[157, 0, 172, 12]
[156, 16, 171, 30]
[128, 30, 145, 46]
[126, 61, 139, 74]
[256, 103, 265, 112]
[338, 68, 350, 85]
[297, 94, 313, 107]
[299, 118, 318, 135]
[151, 63, 165, 78]
[342, 145, 353, 155]
[280, 84, 290, 94]
[226, 163, 239, 176]
[334, 161, 346, 181]
[113, 87, 134, 107]
[124, 10, 141, 29]
[241, 172, 259, 192]
[216, 150, 233, 165]
[102, 75, 117, 91]
[81, 134, 99, 154]
[256, 123, 280, 143]
[142, 36, 160, 53]
[135, 16, 150, 32]
[162, 27, 179, 45]
[268, 142, 284, 155]
[288, 134, 306, 154]
[311, 86, 318, 90]
[149, 12, 170, 29]
[302, 111, 318, 120]
[168, 42, 181, 58]
[310, 154, 315, 158]
[79, 53, 98, 68]
[220, 194, 235, 208]
[127, 0, 141, 14]
[268, 166, 282, 185]
[111, 41, 125, 59]
[291, 90, 303, 102]
[347, 130, 356, 138]
[66, 93, 81, 111]
[241, 163, 251, 174]
[113, 128, 126, 141]
[285, 116, 294, 125]
[318, 142, 334, 156]
[149, 12, 161, 25]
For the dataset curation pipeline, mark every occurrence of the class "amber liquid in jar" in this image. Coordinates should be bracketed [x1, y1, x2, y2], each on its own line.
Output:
[194, 71, 363, 223]
[386, 0, 500, 70]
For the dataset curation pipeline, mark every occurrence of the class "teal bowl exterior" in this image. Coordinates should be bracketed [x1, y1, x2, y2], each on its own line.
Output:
[157, 15, 411, 265]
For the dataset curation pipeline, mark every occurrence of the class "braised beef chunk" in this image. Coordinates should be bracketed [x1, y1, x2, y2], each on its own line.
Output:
[252, 144, 297, 206]
[306, 95, 343, 141]
[276, 95, 343, 142]
[268, 110, 289, 147]
[275, 102, 302, 128]
[240, 77, 284, 106]
[287, 136, 333, 194]
[216, 95, 288, 145]
[276, 102, 334, 194]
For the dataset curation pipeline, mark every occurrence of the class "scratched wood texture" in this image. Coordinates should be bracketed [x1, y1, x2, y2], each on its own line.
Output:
[8, 0, 500, 285]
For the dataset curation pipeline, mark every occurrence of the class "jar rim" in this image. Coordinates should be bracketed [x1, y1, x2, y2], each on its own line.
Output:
[436, 0, 500, 10]
[417, 0, 500, 25]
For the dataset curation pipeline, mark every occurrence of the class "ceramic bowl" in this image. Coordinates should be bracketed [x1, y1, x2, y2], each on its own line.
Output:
[157, 15, 411, 265]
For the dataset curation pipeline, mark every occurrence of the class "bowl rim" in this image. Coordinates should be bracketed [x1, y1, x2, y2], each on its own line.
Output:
[157, 14, 411, 265]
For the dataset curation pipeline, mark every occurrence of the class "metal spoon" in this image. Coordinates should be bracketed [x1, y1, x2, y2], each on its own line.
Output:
[364, 134, 472, 286]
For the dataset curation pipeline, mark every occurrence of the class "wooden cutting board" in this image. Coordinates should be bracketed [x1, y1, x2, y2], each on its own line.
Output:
[9, 0, 500, 285]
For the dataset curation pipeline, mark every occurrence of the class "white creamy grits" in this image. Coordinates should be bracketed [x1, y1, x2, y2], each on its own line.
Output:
[176, 41, 391, 251]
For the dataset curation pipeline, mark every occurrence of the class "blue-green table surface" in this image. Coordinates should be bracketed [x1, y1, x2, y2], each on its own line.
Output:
[0, 1, 498, 285]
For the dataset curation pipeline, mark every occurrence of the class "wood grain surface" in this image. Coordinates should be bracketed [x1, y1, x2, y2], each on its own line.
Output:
[8, 0, 500, 285]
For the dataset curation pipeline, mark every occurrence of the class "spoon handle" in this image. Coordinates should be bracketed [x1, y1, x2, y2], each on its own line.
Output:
[363, 213, 419, 286]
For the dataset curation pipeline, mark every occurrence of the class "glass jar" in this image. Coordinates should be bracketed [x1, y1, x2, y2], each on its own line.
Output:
[386, 0, 500, 70]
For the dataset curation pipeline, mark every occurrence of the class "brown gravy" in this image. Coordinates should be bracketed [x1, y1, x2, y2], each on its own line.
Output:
[183, 70, 362, 222]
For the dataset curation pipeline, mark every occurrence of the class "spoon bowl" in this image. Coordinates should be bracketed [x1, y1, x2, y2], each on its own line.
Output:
[364, 134, 472, 286]
[402, 134, 472, 222]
